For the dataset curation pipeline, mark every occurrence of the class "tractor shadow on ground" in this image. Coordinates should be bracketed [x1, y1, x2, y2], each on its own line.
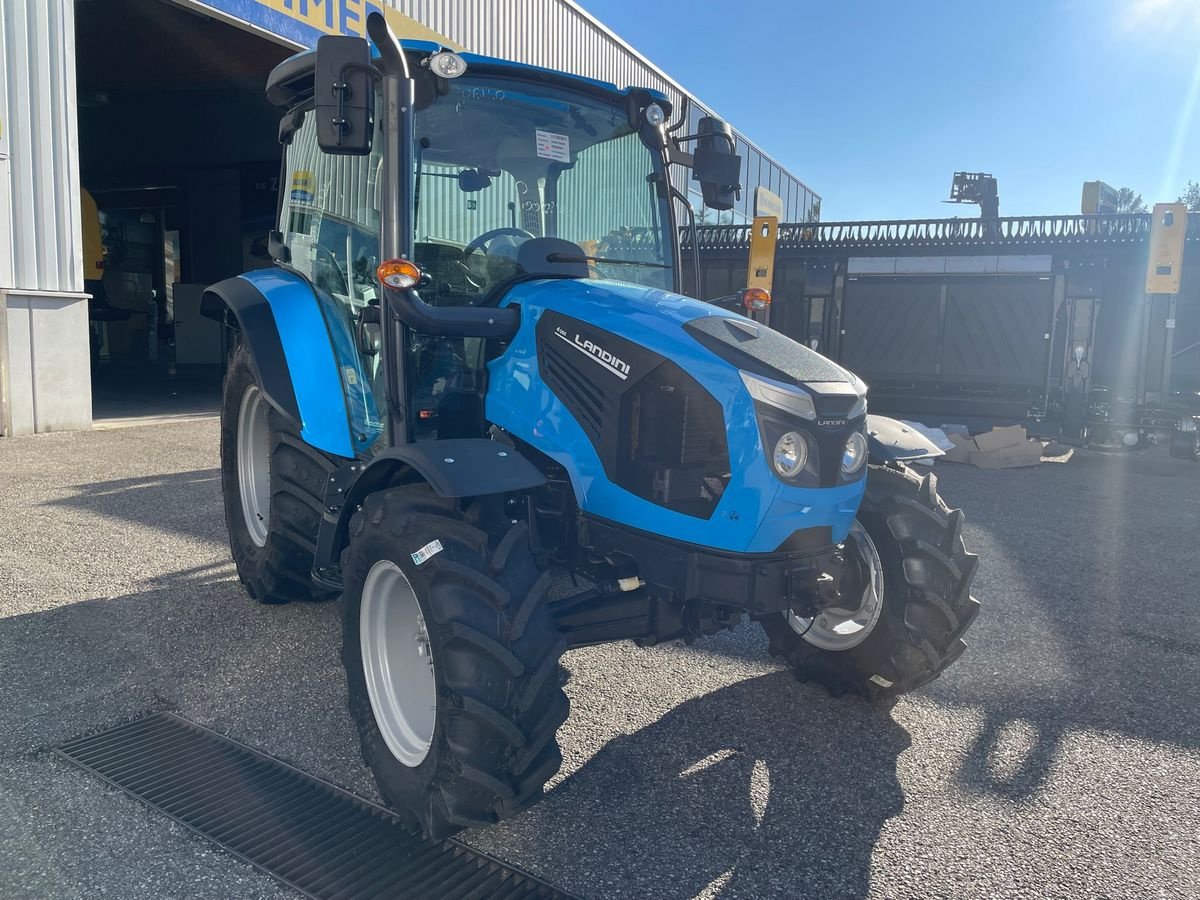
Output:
[483, 672, 909, 900]
[0, 564, 374, 900]
[908, 451, 1200, 803]
[45, 469, 225, 548]
[0, 562, 363, 788]
[684, 451, 1200, 810]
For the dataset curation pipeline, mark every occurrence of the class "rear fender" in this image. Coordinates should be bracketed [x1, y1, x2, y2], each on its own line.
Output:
[865, 414, 944, 463]
[203, 268, 379, 458]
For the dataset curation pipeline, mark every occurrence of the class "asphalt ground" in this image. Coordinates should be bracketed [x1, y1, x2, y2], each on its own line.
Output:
[1, 420, 1198, 899]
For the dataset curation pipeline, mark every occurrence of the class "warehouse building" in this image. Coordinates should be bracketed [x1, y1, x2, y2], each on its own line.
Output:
[0, 0, 818, 436]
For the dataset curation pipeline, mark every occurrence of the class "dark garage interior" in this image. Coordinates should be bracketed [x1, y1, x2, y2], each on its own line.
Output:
[74, 0, 292, 422]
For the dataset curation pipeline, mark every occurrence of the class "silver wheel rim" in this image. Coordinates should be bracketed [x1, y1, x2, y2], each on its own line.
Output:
[360, 560, 437, 767]
[788, 521, 885, 651]
[236, 384, 271, 548]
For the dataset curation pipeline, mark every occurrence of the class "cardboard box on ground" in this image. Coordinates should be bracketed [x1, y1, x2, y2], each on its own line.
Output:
[942, 434, 974, 464]
[941, 425, 1047, 469]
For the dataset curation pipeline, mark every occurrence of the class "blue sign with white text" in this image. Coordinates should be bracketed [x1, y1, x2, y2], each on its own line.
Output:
[185, 0, 398, 48]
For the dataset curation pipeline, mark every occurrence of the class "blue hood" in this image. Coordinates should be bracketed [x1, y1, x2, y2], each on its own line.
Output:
[484, 278, 865, 554]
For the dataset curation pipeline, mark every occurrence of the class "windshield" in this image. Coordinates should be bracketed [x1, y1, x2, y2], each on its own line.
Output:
[412, 75, 673, 301]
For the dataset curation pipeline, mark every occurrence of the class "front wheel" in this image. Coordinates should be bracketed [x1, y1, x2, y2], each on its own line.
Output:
[760, 463, 980, 700]
[341, 485, 569, 838]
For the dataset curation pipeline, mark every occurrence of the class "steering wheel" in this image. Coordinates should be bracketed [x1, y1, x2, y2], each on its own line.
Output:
[463, 227, 535, 258]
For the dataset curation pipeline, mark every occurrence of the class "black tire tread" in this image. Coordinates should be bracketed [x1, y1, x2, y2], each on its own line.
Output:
[451, 695, 527, 748]
[761, 463, 980, 700]
[220, 344, 342, 604]
[341, 485, 568, 839]
[490, 521, 529, 575]
[510, 570, 555, 640]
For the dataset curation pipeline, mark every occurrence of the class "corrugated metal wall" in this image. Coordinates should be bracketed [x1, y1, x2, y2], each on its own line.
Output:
[385, 1, 816, 220]
[0, 0, 800, 295]
[0, 0, 83, 294]
[369, 0, 815, 221]
[388, 0, 694, 198]
[393, 0, 685, 110]
[288, 121, 381, 229]
[0, 0, 690, 297]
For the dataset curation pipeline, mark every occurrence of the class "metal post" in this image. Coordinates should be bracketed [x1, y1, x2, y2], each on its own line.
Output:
[831, 264, 846, 361]
[0, 290, 10, 437]
[1136, 293, 1153, 406]
[1041, 272, 1065, 419]
[1161, 292, 1178, 403]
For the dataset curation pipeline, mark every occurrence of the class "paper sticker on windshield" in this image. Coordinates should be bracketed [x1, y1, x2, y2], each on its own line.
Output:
[536, 130, 570, 163]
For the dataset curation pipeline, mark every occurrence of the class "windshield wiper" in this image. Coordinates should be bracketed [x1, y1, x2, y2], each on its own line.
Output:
[547, 253, 670, 269]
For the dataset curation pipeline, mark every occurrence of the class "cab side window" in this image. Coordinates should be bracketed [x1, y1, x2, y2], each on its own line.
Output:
[277, 105, 387, 453]
[279, 107, 383, 309]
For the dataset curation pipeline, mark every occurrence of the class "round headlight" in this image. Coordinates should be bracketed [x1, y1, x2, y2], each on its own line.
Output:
[429, 51, 467, 79]
[842, 431, 868, 475]
[773, 431, 809, 479]
[644, 103, 666, 126]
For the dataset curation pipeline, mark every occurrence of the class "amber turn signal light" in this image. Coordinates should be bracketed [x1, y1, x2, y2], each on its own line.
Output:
[377, 258, 422, 289]
[742, 287, 771, 311]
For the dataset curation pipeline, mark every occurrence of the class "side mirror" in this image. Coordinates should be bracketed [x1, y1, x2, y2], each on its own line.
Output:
[314, 35, 374, 156]
[357, 303, 381, 357]
[693, 116, 741, 212]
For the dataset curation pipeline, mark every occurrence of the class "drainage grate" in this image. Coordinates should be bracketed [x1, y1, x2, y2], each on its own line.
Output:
[56, 713, 574, 900]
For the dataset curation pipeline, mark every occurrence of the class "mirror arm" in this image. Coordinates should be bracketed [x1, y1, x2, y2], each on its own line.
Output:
[673, 132, 736, 154]
[666, 143, 694, 168]
[666, 131, 737, 168]
[669, 184, 702, 299]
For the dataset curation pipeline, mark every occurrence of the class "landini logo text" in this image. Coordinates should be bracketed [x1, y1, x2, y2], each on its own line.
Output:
[555, 327, 631, 380]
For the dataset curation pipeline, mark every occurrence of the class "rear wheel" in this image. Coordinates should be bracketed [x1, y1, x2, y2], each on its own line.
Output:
[341, 484, 568, 838]
[761, 463, 980, 700]
[220, 344, 342, 603]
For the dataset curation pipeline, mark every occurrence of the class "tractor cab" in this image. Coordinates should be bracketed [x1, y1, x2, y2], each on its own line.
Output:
[255, 21, 737, 453]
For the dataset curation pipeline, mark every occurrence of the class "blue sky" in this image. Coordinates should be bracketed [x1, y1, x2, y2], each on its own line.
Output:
[584, 0, 1200, 221]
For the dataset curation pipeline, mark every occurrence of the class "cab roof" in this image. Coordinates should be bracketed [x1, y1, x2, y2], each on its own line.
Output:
[265, 39, 671, 115]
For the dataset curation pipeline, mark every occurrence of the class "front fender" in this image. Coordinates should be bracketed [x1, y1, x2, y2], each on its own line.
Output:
[202, 268, 380, 458]
[866, 414, 945, 463]
[312, 439, 548, 573]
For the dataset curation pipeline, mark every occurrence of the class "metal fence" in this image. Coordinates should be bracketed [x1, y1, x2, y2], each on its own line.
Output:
[689, 212, 1200, 253]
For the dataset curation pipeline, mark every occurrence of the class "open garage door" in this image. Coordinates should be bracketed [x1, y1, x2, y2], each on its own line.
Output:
[839, 274, 1055, 418]
[76, 0, 292, 424]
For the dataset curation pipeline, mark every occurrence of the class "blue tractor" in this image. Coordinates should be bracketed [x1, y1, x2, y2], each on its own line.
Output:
[204, 14, 979, 838]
